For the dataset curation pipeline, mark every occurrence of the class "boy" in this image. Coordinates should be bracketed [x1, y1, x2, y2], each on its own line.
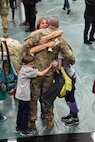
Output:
[15, 54, 53, 136]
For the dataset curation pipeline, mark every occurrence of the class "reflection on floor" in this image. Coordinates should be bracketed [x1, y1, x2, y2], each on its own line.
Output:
[0, 0, 95, 141]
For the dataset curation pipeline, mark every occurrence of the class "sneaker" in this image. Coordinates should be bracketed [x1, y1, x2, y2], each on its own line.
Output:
[20, 129, 36, 136]
[67, 9, 71, 14]
[65, 117, 79, 126]
[15, 127, 21, 133]
[0, 115, 7, 122]
[61, 114, 72, 122]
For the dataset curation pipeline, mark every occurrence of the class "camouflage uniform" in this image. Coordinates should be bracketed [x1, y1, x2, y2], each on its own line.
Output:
[6, 38, 25, 72]
[0, 38, 25, 72]
[23, 28, 75, 129]
[0, 0, 8, 38]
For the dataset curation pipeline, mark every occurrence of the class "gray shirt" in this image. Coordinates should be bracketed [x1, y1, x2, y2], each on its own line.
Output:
[15, 65, 38, 101]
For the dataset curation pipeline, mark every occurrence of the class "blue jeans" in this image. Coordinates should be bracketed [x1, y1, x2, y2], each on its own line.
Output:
[16, 100, 30, 131]
[64, 0, 70, 9]
[84, 12, 95, 41]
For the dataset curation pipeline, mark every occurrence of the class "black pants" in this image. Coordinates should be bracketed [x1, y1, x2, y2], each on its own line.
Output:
[41, 71, 64, 106]
[16, 100, 30, 131]
[22, 2, 28, 22]
[25, 4, 36, 31]
[84, 12, 95, 41]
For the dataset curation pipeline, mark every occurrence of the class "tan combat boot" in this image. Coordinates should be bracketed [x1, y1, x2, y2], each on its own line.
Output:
[28, 120, 36, 129]
[47, 119, 54, 129]
[3, 28, 8, 38]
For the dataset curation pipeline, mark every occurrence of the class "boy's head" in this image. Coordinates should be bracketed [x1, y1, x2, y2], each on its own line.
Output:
[22, 54, 35, 65]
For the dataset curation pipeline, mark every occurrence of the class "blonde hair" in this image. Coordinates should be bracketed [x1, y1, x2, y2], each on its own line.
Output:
[36, 17, 49, 30]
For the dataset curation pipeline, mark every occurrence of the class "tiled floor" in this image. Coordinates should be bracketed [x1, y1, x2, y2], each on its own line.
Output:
[0, 0, 95, 141]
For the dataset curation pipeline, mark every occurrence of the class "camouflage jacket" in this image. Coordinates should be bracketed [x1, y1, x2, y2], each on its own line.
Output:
[23, 27, 75, 74]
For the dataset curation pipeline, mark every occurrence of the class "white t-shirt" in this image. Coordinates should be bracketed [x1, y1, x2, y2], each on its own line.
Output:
[15, 65, 38, 101]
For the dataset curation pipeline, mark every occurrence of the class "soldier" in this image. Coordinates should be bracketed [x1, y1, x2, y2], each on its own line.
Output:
[21, 16, 75, 130]
[0, 0, 9, 38]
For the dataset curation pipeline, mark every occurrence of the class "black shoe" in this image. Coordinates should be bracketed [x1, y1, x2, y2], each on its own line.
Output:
[84, 40, 92, 44]
[65, 117, 79, 126]
[63, 7, 66, 10]
[89, 38, 95, 41]
[61, 114, 72, 122]
[25, 28, 34, 32]
[67, 9, 71, 14]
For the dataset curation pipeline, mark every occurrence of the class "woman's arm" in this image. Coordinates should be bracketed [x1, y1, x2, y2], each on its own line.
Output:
[29, 41, 55, 53]
[29, 30, 63, 54]
[39, 30, 63, 44]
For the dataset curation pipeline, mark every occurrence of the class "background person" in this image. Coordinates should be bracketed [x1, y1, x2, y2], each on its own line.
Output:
[22, 0, 39, 32]
[83, 0, 95, 44]
[63, 0, 71, 14]
[0, 0, 9, 38]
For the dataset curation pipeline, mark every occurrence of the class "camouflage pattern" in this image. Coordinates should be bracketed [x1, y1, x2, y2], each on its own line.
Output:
[23, 28, 75, 122]
[6, 38, 25, 72]
[0, 39, 25, 72]
[0, 0, 8, 36]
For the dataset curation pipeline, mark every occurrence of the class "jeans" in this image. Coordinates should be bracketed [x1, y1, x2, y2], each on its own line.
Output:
[64, 0, 70, 9]
[16, 100, 30, 131]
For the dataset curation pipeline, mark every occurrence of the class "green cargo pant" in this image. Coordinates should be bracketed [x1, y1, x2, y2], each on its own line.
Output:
[30, 74, 54, 121]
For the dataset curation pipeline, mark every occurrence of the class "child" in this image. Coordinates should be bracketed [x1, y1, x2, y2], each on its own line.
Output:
[58, 51, 79, 126]
[15, 54, 53, 136]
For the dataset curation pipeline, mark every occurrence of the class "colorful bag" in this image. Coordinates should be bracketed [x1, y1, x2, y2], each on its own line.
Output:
[0, 41, 17, 92]
[58, 67, 72, 98]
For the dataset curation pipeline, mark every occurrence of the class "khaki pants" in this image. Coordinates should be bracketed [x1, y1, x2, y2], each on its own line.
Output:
[30, 74, 54, 121]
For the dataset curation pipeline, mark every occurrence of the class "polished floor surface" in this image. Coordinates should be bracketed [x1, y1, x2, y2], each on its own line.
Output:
[0, 0, 95, 141]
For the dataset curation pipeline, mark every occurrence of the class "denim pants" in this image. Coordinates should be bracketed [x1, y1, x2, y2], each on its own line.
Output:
[16, 100, 30, 131]
[64, 0, 70, 9]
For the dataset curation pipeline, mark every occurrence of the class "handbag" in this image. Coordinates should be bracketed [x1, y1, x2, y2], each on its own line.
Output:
[0, 41, 17, 92]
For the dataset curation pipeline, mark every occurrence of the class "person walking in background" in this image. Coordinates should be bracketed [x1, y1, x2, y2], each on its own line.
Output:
[63, 0, 71, 14]
[15, 54, 53, 136]
[9, 0, 17, 22]
[0, 0, 9, 38]
[22, 0, 39, 32]
[83, 0, 95, 44]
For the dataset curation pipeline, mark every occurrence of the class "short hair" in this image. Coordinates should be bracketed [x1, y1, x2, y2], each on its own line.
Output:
[49, 16, 59, 28]
[22, 54, 35, 64]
